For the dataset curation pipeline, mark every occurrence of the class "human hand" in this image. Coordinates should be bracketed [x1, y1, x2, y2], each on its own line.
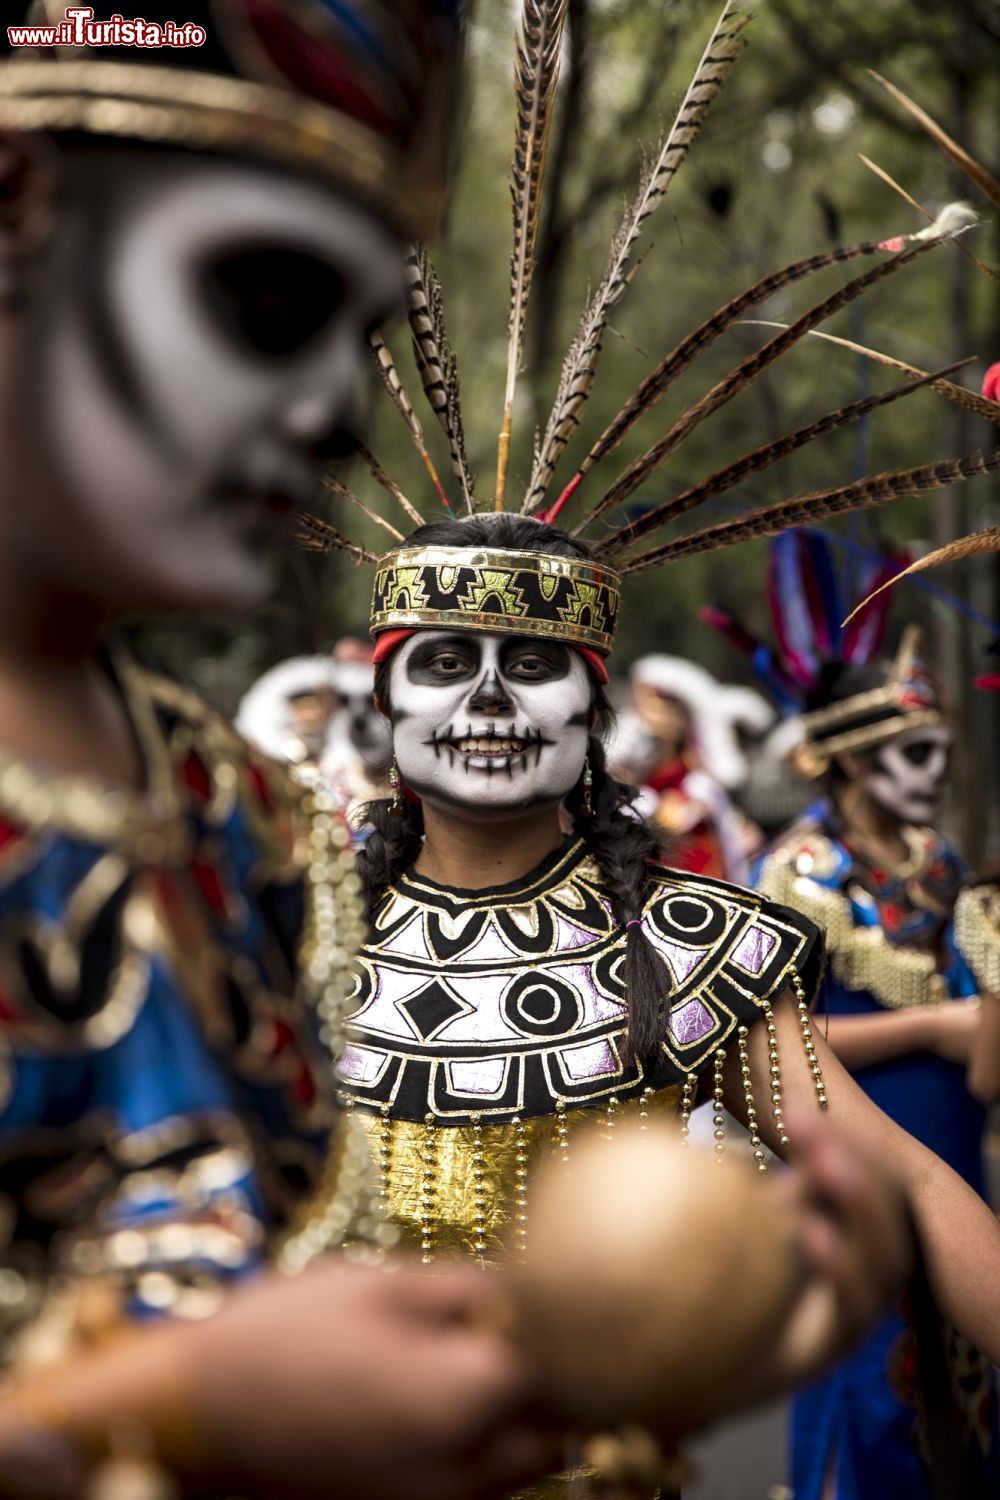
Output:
[761, 1108, 911, 1393]
[186, 1259, 559, 1500]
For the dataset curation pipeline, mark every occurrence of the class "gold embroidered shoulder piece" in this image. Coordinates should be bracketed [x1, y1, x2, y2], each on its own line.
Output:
[756, 825, 949, 1009]
[954, 884, 1000, 997]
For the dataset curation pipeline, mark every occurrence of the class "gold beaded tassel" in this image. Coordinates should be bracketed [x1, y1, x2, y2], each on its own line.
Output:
[512, 1116, 528, 1261]
[470, 1113, 488, 1263]
[604, 1094, 619, 1143]
[679, 1074, 696, 1147]
[764, 1003, 790, 1148]
[555, 1098, 570, 1165]
[712, 1049, 726, 1162]
[638, 1085, 654, 1133]
[420, 1114, 437, 1264]
[737, 1025, 767, 1174]
[377, 1103, 394, 1223]
[792, 967, 829, 1110]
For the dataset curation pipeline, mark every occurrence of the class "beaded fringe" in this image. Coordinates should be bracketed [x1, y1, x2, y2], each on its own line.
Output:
[346, 965, 828, 1259]
[678, 962, 826, 1166]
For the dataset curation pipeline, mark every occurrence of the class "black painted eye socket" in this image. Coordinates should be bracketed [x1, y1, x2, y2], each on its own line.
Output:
[198, 243, 347, 358]
[900, 739, 942, 766]
[503, 641, 569, 681]
[428, 653, 473, 677]
[507, 655, 556, 679]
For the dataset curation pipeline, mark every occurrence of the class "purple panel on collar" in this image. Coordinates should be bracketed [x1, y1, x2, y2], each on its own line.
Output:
[732, 924, 777, 975]
[668, 997, 715, 1046]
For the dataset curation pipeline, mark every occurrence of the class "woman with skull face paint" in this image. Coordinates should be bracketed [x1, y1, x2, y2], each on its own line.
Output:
[284, 0, 1000, 1486]
[754, 628, 1000, 1500]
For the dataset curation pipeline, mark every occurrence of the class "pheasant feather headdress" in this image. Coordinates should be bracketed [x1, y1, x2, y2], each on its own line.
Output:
[298, 0, 1000, 662]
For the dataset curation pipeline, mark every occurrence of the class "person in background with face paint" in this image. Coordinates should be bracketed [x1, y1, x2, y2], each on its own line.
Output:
[235, 654, 341, 769]
[0, 6, 570, 1499]
[320, 637, 394, 821]
[607, 654, 771, 884]
[754, 626, 1000, 1500]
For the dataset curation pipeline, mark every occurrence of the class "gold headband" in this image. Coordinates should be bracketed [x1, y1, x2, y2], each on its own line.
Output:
[370, 545, 622, 656]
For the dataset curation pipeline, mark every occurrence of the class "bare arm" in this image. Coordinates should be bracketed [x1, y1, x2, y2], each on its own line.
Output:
[723, 991, 1000, 1365]
[821, 1001, 980, 1072]
[821, 1008, 935, 1070]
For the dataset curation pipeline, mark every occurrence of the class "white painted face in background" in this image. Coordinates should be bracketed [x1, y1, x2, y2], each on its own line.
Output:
[388, 630, 593, 818]
[335, 661, 393, 771]
[2, 149, 401, 614]
[859, 724, 953, 825]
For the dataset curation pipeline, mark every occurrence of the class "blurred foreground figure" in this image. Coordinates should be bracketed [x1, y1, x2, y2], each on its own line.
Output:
[608, 653, 769, 882]
[0, 6, 566, 1499]
[755, 630, 1000, 1497]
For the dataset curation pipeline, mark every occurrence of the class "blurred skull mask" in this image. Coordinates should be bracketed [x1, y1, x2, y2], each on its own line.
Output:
[333, 659, 392, 772]
[852, 725, 953, 826]
[0, 144, 402, 615]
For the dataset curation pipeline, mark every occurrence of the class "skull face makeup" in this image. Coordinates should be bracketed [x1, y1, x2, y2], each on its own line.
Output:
[335, 661, 393, 772]
[1, 148, 402, 615]
[388, 631, 593, 818]
[857, 725, 953, 826]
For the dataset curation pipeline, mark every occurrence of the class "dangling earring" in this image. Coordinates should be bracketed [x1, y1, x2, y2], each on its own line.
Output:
[388, 757, 403, 813]
[582, 757, 593, 817]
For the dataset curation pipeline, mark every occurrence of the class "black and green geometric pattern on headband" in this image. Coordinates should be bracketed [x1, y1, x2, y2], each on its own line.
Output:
[370, 546, 621, 655]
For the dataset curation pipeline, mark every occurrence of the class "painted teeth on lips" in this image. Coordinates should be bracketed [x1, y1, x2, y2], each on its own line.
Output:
[457, 737, 526, 754]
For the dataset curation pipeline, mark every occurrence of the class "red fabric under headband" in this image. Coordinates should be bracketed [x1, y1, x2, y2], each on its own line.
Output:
[371, 628, 610, 684]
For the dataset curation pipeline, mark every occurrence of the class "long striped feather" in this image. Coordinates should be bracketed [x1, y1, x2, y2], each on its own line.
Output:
[522, 0, 750, 515]
[621, 450, 1000, 573]
[295, 511, 377, 565]
[739, 321, 1000, 424]
[858, 153, 1000, 288]
[842, 528, 1000, 626]
[537, 236, 907, 527]
[600, 358, 973, 556]
[496, 0, 570, 509]
[405, 247, 476, 512]
[870, 71, 1000, 210]
[323, 473, 405, 543]
[368, 332, 449, 512]
[576, 241, 937, 535]
[354, 442, 425, 531]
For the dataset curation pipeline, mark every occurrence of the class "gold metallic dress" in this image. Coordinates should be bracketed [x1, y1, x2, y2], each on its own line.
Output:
[337, 841, 823, 1263]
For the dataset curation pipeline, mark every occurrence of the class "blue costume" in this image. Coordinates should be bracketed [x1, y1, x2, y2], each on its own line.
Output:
[0, 655, 360, 1349]
[756, 803, 999, 1499]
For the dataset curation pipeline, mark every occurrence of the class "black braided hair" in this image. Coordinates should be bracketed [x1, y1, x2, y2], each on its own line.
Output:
[357, 512, 673, 1068]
